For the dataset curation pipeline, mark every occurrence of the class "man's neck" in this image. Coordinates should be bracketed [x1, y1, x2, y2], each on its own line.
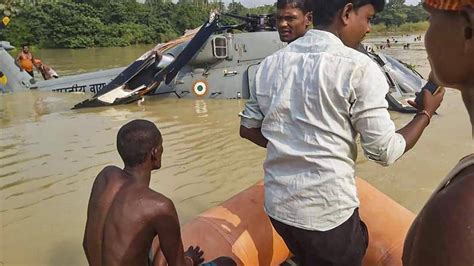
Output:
[314, 24, 340, 39]
[462, 88, 474, 137]
[123, 165, 152, 186]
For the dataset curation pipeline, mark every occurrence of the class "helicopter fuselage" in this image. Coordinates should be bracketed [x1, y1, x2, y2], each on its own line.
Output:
[152, 31, 286, 100]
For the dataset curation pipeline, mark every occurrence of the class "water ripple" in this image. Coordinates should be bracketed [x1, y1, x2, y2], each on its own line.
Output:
[0, 171, 18, 179]
[0, 174, 54, 191]
[0, 154, 51, 168]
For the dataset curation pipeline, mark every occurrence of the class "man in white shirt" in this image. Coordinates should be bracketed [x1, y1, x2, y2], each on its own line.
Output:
[239, 0, 445, 265]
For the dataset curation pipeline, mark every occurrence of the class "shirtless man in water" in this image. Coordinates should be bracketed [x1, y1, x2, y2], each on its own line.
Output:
[83, 120, 234, 266]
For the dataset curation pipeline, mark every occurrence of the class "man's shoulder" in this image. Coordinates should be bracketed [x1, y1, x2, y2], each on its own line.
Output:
[92, 166, 127, 188]
[447, 164, 474, 198]
[290, 35, 374, 67]
[329, 46, 374, 67]
[410, 168, 474, 263]
[424, 168, 474, 221]
[260, 47, 286, 63]
[97, 165, 125, 179]
[139, 188, 176, 215]
[101, 165, 122, 173]
[441, 163, 474, 198]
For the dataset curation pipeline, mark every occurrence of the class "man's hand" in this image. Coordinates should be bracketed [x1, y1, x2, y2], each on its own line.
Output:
[409, 71, 445, 115]
[239, 126, 268, 148]
[421, 86, 445, 115]
[184, 246, 204, 266]
[408, 87, 445, 115]
[399, 80, 445, 153]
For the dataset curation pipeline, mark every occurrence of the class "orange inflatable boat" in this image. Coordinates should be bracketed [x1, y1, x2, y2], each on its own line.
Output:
[180, 178, 415, 266]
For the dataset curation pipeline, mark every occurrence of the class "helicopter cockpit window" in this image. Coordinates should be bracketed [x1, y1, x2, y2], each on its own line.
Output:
[212, 37, 228, 59]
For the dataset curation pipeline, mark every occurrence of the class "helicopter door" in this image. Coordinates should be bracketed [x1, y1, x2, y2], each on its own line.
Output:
[245, 63, 260, 99]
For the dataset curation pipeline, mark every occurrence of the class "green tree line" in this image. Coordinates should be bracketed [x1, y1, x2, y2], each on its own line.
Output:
[0, 0, 427, 49]
[374, 0, 428, 27]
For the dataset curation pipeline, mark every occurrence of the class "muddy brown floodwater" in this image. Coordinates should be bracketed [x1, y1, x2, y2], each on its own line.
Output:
[1, 36, 472, 265]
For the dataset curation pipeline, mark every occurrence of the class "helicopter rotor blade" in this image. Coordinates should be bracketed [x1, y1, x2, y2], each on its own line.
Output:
[218, 22, 247, 32]
[154, 12, 219, 85]
[72, 13, 219, 109]
[222, 12, 257, 23]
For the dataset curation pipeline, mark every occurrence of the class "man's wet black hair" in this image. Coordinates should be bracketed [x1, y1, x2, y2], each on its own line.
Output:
[117, 119, 162, 167]
[312, 0, 385, 26]
[277, 0, 313, 14]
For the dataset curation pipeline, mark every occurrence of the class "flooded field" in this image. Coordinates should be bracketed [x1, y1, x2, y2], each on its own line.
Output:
[1, 36, 473, 265]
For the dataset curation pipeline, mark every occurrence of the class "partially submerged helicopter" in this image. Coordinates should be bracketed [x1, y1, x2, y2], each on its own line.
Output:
[1, 12, 423, 113]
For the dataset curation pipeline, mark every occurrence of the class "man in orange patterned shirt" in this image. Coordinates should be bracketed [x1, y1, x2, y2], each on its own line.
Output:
[403, 0, 474, 265]
[15, 45, 35, 77]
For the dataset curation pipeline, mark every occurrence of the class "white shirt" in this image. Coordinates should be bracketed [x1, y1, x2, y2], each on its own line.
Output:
[240, 30, 406, 231]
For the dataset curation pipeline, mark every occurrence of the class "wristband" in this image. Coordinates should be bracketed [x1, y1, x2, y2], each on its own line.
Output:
[415, 110, 432, 125]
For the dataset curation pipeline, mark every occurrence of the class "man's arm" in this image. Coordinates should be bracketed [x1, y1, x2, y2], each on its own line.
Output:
[239, 72, 266, 148]
[350, 62, 444, 165]
[240, 126, 267, 148]
[152, 197, 202, 266]
[397, 85, 445, 152]
[15, 53, 23, 71]
[82, 230, 90, 264]
[82, 170, 107, 265]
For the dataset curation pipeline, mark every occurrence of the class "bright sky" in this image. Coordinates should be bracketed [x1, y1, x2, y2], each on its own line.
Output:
[219, 0, 422, 8]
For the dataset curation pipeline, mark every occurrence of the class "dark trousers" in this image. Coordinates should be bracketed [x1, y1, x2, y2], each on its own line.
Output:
[270, 208, 369, 266]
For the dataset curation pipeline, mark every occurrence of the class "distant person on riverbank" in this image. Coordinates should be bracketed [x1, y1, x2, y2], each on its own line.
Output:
[15, 45, 34, 77]
[403, 0, 474, 265]
[83, 119, 235, 266]
[276, 0, 313, 43]
[239, 0, 444, 265]
[0, 71, 7, 92]
[0, 71, 6, 85]
[33, 59, 58, 80]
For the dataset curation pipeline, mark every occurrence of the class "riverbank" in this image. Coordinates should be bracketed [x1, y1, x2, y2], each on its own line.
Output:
[370, 21, 429, 36]
[8, 44, 154, 76]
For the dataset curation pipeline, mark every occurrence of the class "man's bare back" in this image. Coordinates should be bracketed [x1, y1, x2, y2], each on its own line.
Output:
[83, 166, 127, 265]
[83, 120, 199, 266]
[84, 166, 186, 265]
[83, 120, 235, 266]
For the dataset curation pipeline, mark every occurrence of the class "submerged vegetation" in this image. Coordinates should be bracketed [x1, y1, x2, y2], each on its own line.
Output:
[0, 0, 428, 49]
